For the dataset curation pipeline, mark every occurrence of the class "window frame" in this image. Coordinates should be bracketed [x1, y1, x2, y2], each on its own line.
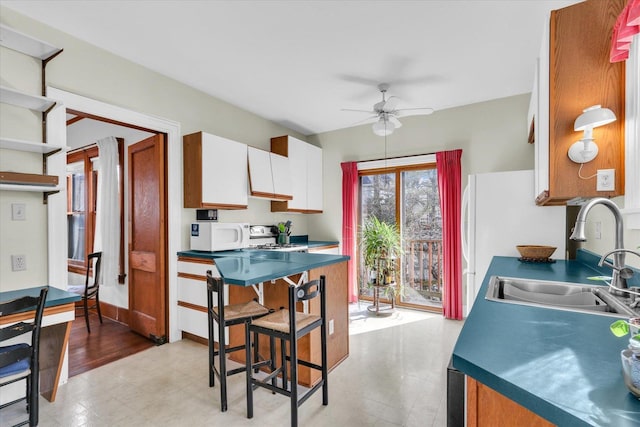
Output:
[357, 157, 442, 312]
[66, 141, 125, 280]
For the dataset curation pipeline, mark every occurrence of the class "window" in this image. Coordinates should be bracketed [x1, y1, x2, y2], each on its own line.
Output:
[67, 146, 98, 274]
[358, 156, 443, 312]
[66, 142, 125, 280]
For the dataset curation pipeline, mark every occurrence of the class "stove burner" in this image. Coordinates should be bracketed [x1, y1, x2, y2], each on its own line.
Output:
[251, 243, 302, 250]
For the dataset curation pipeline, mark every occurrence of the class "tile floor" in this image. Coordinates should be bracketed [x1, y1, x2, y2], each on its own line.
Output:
[3, 305, 463, 427]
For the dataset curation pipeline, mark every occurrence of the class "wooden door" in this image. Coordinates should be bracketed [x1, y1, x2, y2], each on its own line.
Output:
[128, 134, 167, 343]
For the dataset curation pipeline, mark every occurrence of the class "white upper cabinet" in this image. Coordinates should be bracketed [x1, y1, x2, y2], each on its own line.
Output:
[183, 131, 248, 209]
[270, 152, 292, 200]
[247, 146, 274, 198]
[247, 146, 292, 200]
[306, 143, 323, 212]
[270, 135, 323, 213]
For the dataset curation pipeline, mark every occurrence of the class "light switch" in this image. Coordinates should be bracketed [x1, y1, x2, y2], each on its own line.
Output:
[11, 203, 26, 221]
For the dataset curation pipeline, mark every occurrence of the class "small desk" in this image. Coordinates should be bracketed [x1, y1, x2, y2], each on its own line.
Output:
[0, 286, 80, 403]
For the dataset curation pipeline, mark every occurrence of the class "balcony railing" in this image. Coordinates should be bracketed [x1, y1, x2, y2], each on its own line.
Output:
[403, 239, 443, 304]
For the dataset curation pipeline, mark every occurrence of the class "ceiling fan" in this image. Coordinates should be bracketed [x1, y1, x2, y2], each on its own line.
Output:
[342, 83, 434, 136]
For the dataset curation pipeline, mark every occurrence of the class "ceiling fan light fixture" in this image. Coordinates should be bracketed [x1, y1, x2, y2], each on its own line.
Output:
[372, 117, 394, 136]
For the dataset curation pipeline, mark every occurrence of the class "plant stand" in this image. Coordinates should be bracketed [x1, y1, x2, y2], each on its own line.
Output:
[367, 282, 396, 316]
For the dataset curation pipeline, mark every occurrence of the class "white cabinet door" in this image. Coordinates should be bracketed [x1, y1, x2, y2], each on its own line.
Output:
[270, 152, 292, 200]
[201, 133, 248, 207]
[177, 260, 228, 342]
[308, 245, 339, 255]
[288, 136, 308, 211]
[247, 146, 274, 197]
[306, 143, 323, 212]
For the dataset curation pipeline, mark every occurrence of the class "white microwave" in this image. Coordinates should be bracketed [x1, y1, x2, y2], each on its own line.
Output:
[190, 222, 249, 251]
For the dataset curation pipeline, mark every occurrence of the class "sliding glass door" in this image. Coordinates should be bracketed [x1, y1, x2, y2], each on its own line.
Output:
[359, 164, 442, 312]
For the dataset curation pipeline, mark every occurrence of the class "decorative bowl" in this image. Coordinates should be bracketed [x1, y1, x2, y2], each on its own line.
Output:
[516, 245, 557, 260]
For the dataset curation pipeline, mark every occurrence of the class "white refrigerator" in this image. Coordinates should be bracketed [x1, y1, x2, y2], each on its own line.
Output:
[462, 170, 567, 317]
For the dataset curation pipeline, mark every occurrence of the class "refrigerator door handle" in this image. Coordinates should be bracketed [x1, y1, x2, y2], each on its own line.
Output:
[461, 184, 470, 263]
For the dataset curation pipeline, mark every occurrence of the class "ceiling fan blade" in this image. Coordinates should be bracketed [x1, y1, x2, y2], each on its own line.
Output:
[349, 115, 379, 126]
[388, 115, 402, 128]
[396, 107, 435, 116]
[341, 108, 374, 114]
[382, 96, 399, 112]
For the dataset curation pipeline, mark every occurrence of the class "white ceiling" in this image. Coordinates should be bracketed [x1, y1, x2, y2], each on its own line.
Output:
[3, 0, 581, 136]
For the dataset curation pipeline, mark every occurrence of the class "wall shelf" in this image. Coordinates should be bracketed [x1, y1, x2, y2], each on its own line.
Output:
[0, 25, 63, 203]
[0, 137, 65, 154]
[0, 183, 61, 192]
[0, 24, 62, 60]
[0, 86, 56, 112]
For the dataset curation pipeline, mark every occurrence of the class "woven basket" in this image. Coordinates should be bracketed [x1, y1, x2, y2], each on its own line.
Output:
[516, 245, 557, 259]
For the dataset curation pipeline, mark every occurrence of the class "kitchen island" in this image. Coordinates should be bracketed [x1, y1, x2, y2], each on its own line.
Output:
[176, 249, 349, 386]
[453, 251, 640, 426]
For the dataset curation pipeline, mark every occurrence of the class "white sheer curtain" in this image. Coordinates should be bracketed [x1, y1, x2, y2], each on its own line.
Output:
[93, 136, 120, 286]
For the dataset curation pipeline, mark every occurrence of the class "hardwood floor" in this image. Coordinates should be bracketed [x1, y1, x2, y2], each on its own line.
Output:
[68, 311, 155, 377]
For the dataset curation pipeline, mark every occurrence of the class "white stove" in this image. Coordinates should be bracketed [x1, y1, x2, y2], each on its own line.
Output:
[246, 225, 308, 252]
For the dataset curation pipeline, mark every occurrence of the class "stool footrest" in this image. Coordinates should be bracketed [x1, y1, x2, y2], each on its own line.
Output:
[252, 378, 292, 398]
[284, 356, 322, 372]
[213, 343, 245, 357]
[299, 380, 325, 406]
[226, 366, 248, 376]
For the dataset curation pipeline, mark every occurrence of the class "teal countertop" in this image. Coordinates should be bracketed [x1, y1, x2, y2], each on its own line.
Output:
[452, 254, 640, 426]
[0, 286, 81, 308]
[177, 250, 349, 286]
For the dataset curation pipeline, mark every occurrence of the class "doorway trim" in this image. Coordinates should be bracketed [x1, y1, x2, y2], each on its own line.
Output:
[47, 86, 182, 343]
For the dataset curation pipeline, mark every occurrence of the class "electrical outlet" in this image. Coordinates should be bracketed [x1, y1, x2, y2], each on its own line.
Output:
[329, 319, 334, 335]
[11, 255, 26, 271]
[11, 203, 26, 221]
[597, 169, 615, 191]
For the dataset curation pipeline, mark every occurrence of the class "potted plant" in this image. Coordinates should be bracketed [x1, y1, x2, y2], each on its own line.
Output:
[611, 317, 640, 398]
[360, 216, 404, 302]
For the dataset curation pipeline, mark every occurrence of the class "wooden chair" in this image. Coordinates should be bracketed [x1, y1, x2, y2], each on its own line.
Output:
[206, 271, 270, 412]
[68, 252, 102, 333]
[245, 276, 328, 427]
[0, 286, 49, 427]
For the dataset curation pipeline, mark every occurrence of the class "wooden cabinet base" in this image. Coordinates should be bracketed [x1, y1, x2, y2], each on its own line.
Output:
[467, 377, 554, 427]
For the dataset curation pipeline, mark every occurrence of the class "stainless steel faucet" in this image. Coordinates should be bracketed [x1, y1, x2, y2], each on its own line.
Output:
[570, 197, 628, 292]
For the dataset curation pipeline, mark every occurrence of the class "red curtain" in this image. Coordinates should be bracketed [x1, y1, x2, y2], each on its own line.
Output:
[611, 0, 640, 62]
[341, 162, 359, 303]
[436, 150, 463, 320]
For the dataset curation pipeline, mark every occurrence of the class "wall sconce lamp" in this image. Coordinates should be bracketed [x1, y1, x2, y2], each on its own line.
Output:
[568, 105, 617, 163]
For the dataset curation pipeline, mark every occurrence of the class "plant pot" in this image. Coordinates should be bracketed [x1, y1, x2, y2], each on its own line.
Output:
[621, 348, 640, 399]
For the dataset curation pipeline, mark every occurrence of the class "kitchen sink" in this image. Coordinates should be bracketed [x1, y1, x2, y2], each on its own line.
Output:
[485, 276, 638, 318]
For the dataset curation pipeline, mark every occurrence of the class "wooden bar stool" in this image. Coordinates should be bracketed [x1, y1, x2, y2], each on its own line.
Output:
[245, 275, 328, 427]
[206, 271, 270, 412]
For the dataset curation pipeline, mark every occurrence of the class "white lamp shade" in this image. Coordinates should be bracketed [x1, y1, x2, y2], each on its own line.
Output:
[574, 105, 616, 131]
[372, 117, 394, 136]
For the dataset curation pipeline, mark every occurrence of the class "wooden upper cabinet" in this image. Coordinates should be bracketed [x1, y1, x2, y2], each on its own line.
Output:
[535, 0, 626, 205]
[270, 135, 323, 214]
[183, 131, 248, 209]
